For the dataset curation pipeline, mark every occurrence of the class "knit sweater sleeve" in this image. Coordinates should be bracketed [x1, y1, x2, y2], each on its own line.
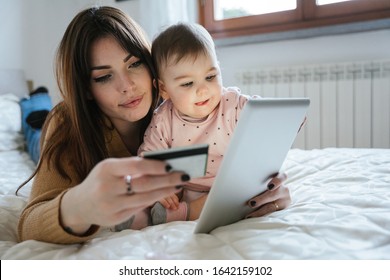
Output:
[17, 117, 99, 244]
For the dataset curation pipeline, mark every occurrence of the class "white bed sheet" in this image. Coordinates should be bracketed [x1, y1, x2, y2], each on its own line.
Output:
[1, 142, 389, 260]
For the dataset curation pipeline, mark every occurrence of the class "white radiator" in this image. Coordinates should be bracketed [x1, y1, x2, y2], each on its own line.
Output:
[235, 60, 390, 149]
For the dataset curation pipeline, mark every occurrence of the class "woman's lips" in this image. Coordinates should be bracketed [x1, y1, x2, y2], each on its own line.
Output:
[121, 96, 143, 108]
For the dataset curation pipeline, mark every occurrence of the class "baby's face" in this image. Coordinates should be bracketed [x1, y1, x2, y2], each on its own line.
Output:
[158, 53, 223, 119]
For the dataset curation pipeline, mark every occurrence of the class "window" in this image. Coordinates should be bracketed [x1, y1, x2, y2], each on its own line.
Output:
[199, 0, 390, 39]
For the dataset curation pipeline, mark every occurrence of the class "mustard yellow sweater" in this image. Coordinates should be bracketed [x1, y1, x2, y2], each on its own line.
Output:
[18, 123, 131, 244]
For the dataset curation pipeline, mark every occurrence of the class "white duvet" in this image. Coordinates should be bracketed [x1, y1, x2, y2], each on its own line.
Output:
[1, 142, 389, 259]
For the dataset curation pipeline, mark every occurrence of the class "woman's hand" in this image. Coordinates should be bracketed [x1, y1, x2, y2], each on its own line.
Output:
[245, 173, 291, 218]
[60, 157, 188, 235]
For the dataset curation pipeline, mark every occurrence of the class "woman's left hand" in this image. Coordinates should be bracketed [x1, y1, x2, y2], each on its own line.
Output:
[245, 173, 291, 218]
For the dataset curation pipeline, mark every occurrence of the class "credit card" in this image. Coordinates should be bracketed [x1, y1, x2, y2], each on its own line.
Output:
[143, 144, 209, 178]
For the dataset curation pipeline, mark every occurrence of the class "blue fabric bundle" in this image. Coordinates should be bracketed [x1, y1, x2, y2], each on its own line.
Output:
[19, 88, 52, 163]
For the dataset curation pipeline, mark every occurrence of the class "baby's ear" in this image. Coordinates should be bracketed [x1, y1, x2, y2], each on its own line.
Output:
[157, 79, 170, 100]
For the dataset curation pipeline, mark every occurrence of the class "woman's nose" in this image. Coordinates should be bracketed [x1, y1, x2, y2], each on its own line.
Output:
[119, 74, 134, 94]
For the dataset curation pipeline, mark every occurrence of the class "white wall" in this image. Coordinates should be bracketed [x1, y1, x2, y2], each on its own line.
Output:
[1, 0, 389, 103]
[0, 0, 24, 70]
[0, 0, 141, 103]
[217, 29, 390, 88]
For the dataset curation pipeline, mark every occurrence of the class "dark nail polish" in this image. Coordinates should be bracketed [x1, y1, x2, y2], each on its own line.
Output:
[165, 164, 172, 172]
[268, 183, 275, 190]
[250, 200, 256, 207]
[175, 185, 183, 190]
[181, 174, 190, 182]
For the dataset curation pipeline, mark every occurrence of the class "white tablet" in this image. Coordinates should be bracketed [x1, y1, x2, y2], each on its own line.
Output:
[194, 97, 310, 234]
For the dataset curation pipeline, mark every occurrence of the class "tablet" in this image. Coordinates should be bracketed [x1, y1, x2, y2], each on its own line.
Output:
[194, 97, 310, 234]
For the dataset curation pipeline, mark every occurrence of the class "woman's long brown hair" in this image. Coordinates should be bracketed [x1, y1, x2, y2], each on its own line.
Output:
[16, 6, 160, 194]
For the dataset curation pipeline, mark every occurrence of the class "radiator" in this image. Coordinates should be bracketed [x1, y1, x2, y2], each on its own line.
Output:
[235, 60, 390, 149]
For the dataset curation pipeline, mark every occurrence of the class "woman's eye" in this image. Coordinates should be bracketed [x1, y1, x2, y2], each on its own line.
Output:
[181, 81, 193, 87]
[93, 74, 111, 83]
[129, 60, 143, 69]
[206, 74, 217, 81]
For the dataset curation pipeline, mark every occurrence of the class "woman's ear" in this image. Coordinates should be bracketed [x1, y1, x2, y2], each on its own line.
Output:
[157, 79, 170, 100]
[152, 78, 158, 89]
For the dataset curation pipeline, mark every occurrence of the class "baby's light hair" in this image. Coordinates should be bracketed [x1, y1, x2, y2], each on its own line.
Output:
[152, 23, 216, 76]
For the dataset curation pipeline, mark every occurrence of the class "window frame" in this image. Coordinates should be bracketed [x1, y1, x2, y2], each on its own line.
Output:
[199, 0, 390, 39]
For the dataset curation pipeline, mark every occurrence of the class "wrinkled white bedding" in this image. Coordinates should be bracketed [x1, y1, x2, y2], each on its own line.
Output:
[1, 138, 389, 259]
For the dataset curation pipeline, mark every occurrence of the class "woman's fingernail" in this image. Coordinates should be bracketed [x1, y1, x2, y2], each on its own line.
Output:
[165, 164, 172, 172]
[181, 174, 190, 182]
[175, 185, 183, 190]
[250, 200, 256, 207]
[268, 183, 275, 190]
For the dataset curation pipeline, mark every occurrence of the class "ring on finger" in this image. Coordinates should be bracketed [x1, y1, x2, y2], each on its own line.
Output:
[273, 201, 279, 211]
[125, 175, 135, 195]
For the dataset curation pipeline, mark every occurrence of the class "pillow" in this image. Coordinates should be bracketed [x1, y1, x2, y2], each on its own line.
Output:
[0, 94, 24, 151]
[0, 69, 29, 98]
[0, 93, 21, 132]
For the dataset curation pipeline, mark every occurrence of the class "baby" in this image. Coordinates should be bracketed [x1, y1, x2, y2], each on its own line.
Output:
[139, 22, 250, 225]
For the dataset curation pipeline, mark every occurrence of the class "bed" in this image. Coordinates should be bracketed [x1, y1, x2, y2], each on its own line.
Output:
[1, 70, 390, 260]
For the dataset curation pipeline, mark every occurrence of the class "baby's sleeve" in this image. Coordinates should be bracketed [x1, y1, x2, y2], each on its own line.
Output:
[235, 90, 250, 120]
[138, 106, 172, 156]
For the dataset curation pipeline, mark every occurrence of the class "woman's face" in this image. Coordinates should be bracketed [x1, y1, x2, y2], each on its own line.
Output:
[89, 36, 153, 131]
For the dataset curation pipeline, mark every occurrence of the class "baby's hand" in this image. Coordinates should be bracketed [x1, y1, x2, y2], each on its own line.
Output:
[159, 194, 180, 210]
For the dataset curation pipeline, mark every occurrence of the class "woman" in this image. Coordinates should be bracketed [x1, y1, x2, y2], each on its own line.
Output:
[17, 6, 291, 244]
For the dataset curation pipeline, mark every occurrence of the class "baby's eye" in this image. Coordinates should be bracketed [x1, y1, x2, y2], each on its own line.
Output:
[206, 74, 217, 81]
[93, 74, 112, 84]
[181, 81, 193, 87]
